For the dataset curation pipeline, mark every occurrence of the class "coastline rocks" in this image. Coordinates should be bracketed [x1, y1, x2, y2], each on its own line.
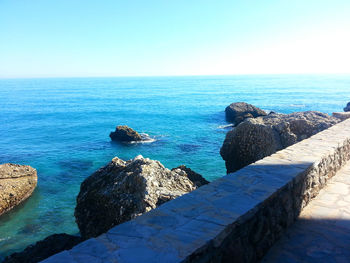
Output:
[3, 234, 82, 263]
[344, 102, 350, 112]
[0, 164, 37, 216]
[225, 102, 267, 125]
[75, 155, 198, 239]
[332, 112, 350, 121]
[171, 165, 209, 187]
[109, 125, 142, 142]
[220, 111, 339, 173]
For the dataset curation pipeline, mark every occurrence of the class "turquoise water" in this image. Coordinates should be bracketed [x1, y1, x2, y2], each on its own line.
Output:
[0, 74, 349, 259]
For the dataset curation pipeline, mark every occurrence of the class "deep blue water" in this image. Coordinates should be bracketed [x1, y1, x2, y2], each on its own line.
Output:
[0, 75, 349, 258]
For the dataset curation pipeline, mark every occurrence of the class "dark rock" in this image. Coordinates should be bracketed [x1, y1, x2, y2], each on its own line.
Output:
[0, 164, 37, 216]
[109, 125, 142, 142]
[171, 165, 209, 187]
[225, 102, 267, 125]
[75, 155, 197, 239]
[2, 234, 82, 263]
[344, 102, 350, 112]
[220, 111, 339, 173]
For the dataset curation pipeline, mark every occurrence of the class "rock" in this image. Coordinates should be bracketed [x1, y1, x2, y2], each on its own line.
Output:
[332, 112, 350, 121]
[225, 102, 267, 125]
[75, 155, 197, 239]
[0, 164, 37, 216]
[109, 125, 142, 142]
[220, 111, 339, 173]
[344, 102, 350, 112]
[3, 234, 82, 263]
[171, 165, 209, 187]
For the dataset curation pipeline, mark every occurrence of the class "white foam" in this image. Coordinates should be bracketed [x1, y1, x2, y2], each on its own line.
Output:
[289, 104, 306, 108]
[217, 124, 234, 129]
[129, 133, 156, 144]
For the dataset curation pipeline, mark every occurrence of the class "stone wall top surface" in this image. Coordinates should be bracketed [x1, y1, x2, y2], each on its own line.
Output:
[43, 118, 350, 263]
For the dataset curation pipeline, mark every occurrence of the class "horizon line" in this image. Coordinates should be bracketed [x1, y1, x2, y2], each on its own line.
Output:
[1, 72, 350, 80]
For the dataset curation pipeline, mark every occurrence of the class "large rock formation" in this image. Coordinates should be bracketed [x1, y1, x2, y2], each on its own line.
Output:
[171, 165, 209, 187]
[0, 164, 37, 216]
[75, 155, 201, 239]
[344, 102, 350, 112]
[109, 125, 142, 142]
[3, 234, 82, 263]
[225, 102, 267, 125]
[220, 111, 339, 173]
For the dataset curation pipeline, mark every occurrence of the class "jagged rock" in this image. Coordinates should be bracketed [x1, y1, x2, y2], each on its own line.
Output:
[3, 234, 82, 263]
[333, 112, 350, 121]
[171, 165, 209, 187]
[75, 155, 197, 239]
[220, 111, 339, 173]
[109, 125, 142, 142]
[0, 164, 37, 216]
[344, 102, 350, 112]
[225, 102, 267, 125]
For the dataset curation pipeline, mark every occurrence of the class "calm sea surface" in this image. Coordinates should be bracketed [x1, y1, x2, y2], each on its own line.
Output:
[0, 75, 349, 258]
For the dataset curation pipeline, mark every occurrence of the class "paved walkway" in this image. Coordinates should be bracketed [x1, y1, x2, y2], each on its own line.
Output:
[263, 162, 350, 263]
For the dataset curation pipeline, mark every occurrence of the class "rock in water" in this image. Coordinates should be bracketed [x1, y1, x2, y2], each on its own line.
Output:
[75, 155, 197, 239]
[344, 102, 350, 112]
[0, 164, 37, 216]
[220, 111, 339, 174]
[3, 234, 82, 263]
[225, 102, 267, 125]
[171, 165, 209, 187]
[109, 125, 142, 142]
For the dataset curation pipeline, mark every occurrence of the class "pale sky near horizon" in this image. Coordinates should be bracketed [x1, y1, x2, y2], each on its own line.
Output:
[1, 0, 350, 78]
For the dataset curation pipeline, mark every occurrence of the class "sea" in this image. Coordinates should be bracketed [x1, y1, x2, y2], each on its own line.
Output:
[0, 74, 349, 259]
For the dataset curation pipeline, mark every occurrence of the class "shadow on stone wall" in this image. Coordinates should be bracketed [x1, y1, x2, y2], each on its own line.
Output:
[262, 218, 350, 262]
[185, 155, 347, 262]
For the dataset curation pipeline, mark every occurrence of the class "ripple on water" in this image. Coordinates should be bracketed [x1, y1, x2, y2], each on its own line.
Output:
[178, 144, 201, 153]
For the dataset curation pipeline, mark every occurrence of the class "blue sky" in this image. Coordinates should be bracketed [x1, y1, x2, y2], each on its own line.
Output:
[1, 0, 350, 78]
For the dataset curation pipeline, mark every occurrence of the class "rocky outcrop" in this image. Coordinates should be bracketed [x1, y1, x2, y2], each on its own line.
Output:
[0, 164, 37, 216]
[3, 234, 82, 263]
[333, 112, 350, 121]
[220, 111, 340, 173]
[109, 125, 142, 142]
[344, 102, 350, 112]
[75, 155, 198, 239]
[225, 102, 267, 125]
[171, 165, 209, 187]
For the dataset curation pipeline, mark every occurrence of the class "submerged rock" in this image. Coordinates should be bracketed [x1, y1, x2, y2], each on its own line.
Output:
[3, 234, 82, 263]
[0, 164, 37, 216]
[171, 165, 209, 187]
[220, 111, 339, 173]
[75, 155, 198, 239]
[109, 125, 142, 142]
[344, 102, 350, 112]
[225, 102, 267, 125]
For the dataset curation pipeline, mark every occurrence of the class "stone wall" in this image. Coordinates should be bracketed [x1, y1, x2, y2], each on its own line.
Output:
[43, 119, 350, 263]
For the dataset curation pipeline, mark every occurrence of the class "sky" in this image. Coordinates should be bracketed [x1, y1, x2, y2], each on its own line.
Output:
[0, 0, 350, 78]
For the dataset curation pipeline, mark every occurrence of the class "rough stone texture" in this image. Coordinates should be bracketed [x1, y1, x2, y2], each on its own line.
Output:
[333, 111, 350, 120]
[75, 155, 196, 239]
[3, 234, 82, 263]
[109, 125, 142, 142]
[171, 165, 209, 187]
[220, 111, 339, 173]
[44, 119, 350, 263]
[263, 161, 350, 262]
[225, 102, 267, 125]
[344, 102, 350, 112]
[0, 163, 37, 216]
